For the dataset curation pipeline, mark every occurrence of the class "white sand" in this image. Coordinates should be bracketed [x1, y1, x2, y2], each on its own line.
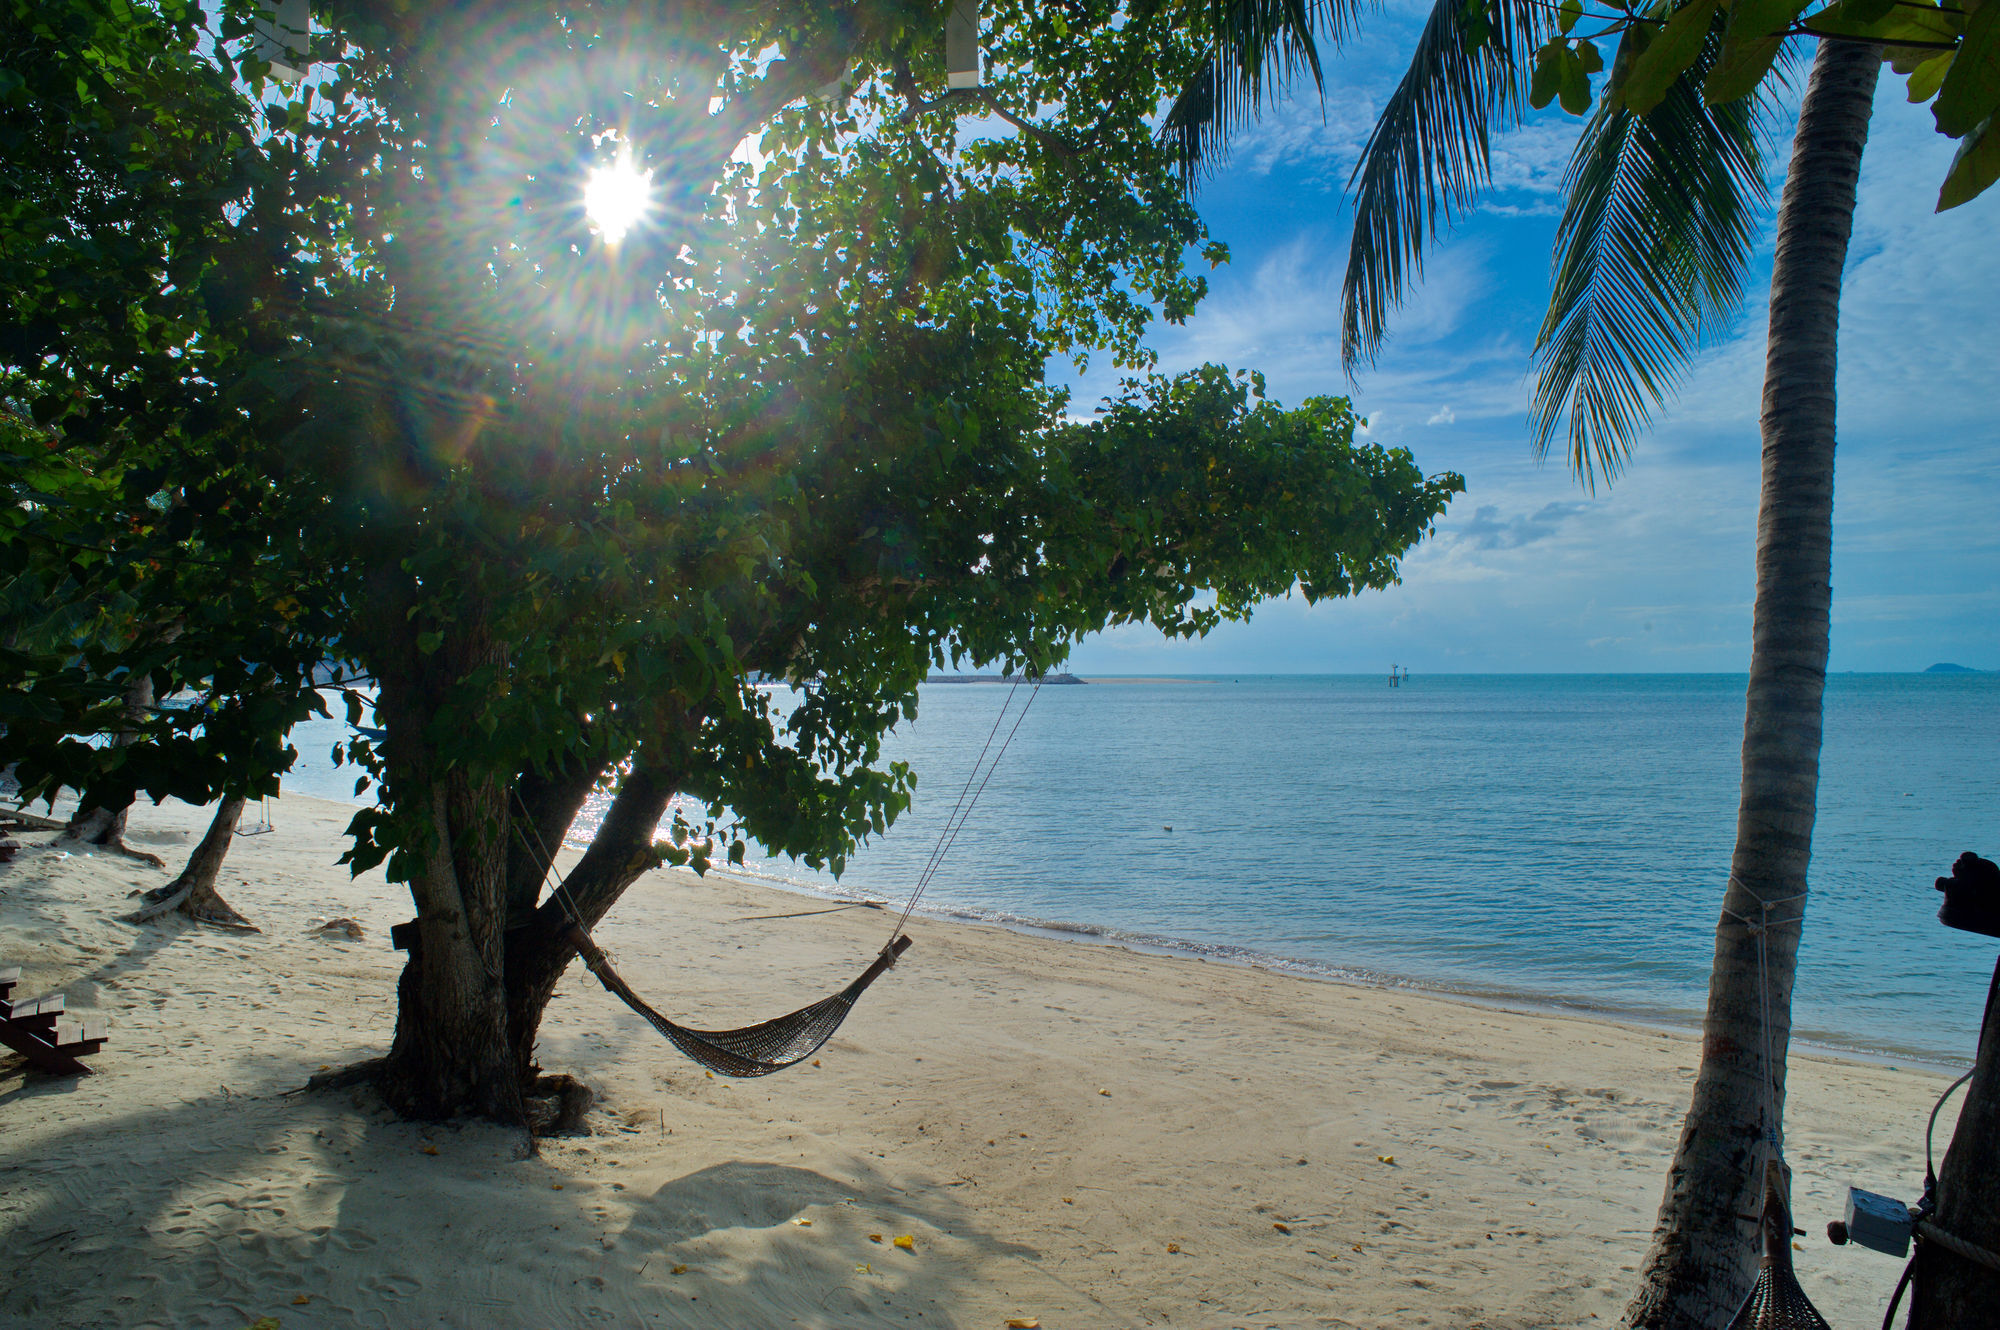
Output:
[0, 794, 1945, 1329]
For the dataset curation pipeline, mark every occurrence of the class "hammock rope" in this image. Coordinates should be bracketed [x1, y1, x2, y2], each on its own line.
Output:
[1721, 885, 1832, 1330]
[522, 675, 1044, 1077]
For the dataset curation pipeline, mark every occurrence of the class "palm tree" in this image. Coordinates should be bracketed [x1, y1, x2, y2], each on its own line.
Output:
[1162, 5, 1885, 1324]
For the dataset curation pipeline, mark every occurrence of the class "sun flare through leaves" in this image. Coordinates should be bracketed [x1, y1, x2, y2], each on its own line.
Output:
[582, 148, 653, 245]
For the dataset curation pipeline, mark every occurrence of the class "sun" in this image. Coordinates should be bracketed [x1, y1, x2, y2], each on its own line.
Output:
[582, 149, 653, 246]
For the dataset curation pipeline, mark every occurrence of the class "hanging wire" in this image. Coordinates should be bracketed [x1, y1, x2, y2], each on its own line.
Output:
[887, 674, 1044, 944]
[903, 679, 1022, 911]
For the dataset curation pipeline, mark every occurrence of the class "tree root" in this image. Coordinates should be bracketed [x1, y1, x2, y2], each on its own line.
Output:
[66, 833, 166, 869]
[120, 796, 257, 929]
[121, 879, 260, 931]
[523, 1074, 595, 1136]
[298, 1060, 592, 1143]
[302, 1057, 387, 1094]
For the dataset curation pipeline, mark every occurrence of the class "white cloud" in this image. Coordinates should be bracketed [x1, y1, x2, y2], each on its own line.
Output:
[1065, 62, 2000, 675]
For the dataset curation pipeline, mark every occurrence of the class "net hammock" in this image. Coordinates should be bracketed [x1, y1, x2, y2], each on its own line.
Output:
[1728, 1161, 1830, 1330]
[566, 925, 909, 1077]
[541, 677, 1042, 1077]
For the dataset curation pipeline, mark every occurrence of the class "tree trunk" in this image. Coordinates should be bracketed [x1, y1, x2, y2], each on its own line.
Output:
[123, 795, 258, 929]
[503, 760, 678, 1083]
[63, 671, 163, 867]
[1912, 957, 2000, 1326]
[505, 751, 610, 924]
[373, 616, 525, 1125]
[1624, 39, 1879, 1330]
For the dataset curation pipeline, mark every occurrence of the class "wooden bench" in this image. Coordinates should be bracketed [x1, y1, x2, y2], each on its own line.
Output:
[0, 967, 107, 1075]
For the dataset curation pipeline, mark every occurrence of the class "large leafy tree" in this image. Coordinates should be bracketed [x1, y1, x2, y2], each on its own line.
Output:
[2, 0, 1460, 1128]
[1164, 0, 1992, 1325]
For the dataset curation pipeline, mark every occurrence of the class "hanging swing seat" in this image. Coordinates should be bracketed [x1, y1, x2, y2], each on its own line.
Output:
[564, 925, 910, 1078]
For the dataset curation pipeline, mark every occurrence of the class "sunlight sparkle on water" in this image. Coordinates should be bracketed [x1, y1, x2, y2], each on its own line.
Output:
[582, 151, 653, 245]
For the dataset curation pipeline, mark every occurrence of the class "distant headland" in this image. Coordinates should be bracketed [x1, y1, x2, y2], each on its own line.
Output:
[926, 672, 1086, 685]
[1924, 662, 1986, 673]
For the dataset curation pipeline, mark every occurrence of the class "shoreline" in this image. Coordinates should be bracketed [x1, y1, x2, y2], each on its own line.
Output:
[668, 859, 1974, 1075]
[0, 792, 1947, 1329]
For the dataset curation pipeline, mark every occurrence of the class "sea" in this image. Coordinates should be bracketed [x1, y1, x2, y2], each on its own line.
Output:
[282, 674, 2000, 1066]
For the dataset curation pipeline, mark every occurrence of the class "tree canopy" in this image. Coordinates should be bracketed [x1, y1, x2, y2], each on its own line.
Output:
[3, 0, 1461, 1118]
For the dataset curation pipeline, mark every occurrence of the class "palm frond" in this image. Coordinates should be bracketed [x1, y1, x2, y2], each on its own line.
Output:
[1161, 0, 1376, 185]
[1339, 0, 1550, 372]
[1529, 28, 1782, 489]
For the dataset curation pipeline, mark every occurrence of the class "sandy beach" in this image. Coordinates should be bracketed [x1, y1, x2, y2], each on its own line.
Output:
[0, 793, 1946, 1329]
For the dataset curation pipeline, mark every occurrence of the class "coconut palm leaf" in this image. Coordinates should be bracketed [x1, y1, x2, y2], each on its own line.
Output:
[1160, 0, 1374, 183]
[1339, 0, 1551, 372]
[1530, 30, 1785, 488]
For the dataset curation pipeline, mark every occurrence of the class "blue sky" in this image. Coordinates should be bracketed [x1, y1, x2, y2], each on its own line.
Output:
[1062, 21, 2000, 675]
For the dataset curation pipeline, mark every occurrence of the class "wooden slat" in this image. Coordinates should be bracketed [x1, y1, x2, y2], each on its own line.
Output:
[54, 1016, 107, 1057]
[6, 994, 63, 1029]
[0, 1019, 91, 1075]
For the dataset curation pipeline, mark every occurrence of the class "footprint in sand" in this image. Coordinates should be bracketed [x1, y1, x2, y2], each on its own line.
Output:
[360, 1271, 421, 1299]
[328, 1227, 380, 1253]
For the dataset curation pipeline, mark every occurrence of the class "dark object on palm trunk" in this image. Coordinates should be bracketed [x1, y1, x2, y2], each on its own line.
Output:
[1936, 852, 2000, 938]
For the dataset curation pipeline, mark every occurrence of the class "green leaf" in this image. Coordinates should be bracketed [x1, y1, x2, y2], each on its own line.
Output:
[1810, 0, 1962, 45]
[1577, 39, 1604, 74]
[1704, 0, 1805, 108]
[1939, 113, 2000, 207]
[1560, 0, 1585, 35]
[1559, 49, 1596, 113]
[1935, 0, 2000, 137]
[1532, 43, 1564, 108]
[1838, 0, 1899, 24]
[1604, 20, 1656, 104]
[1909, 51, 1956, 102]
[1622, 0, 1726, 115]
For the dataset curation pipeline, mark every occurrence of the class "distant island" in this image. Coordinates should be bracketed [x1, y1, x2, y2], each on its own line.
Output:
[927, 672, 1086, 685]
[1925, 662, 1985, 673]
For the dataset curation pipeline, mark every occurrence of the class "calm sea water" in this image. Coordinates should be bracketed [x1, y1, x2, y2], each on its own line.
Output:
[285, 674, 2000, 1063]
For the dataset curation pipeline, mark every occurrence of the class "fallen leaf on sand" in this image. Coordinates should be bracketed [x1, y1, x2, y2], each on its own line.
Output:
[793, 1218, 812, 1226]
[869, 1234, 884, 1243]
[293, 1294, 311, 1304]
[705, 1071, 714, 1079]
[671, 1264, 688, 1276]
[1098, 1088, 1111, 1097]
[1062, 1197, 1073, 1205]
[1166, 1243, 1181, 1254]
[317, 1064, 330, 1072]
[1273, 1222, 1292, 1234]
[1007, 1319, 1041, 1328]
[812, 1059, 821, 1067]
[1377, 1155, 1395, 1165]
[551, 1183, 564, 1190]
[422, 1145, 439, 1156]
[248, 1320, 281, 1330]
[893, 1235, 916, 1251]
[856, 1263, 874, 1274]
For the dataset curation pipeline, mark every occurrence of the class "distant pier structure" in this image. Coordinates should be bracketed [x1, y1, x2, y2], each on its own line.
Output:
[1388, 664, 1411, 687]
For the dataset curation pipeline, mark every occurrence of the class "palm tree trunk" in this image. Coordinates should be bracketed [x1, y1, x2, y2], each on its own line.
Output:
[1624, 37, 1879, 1330]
